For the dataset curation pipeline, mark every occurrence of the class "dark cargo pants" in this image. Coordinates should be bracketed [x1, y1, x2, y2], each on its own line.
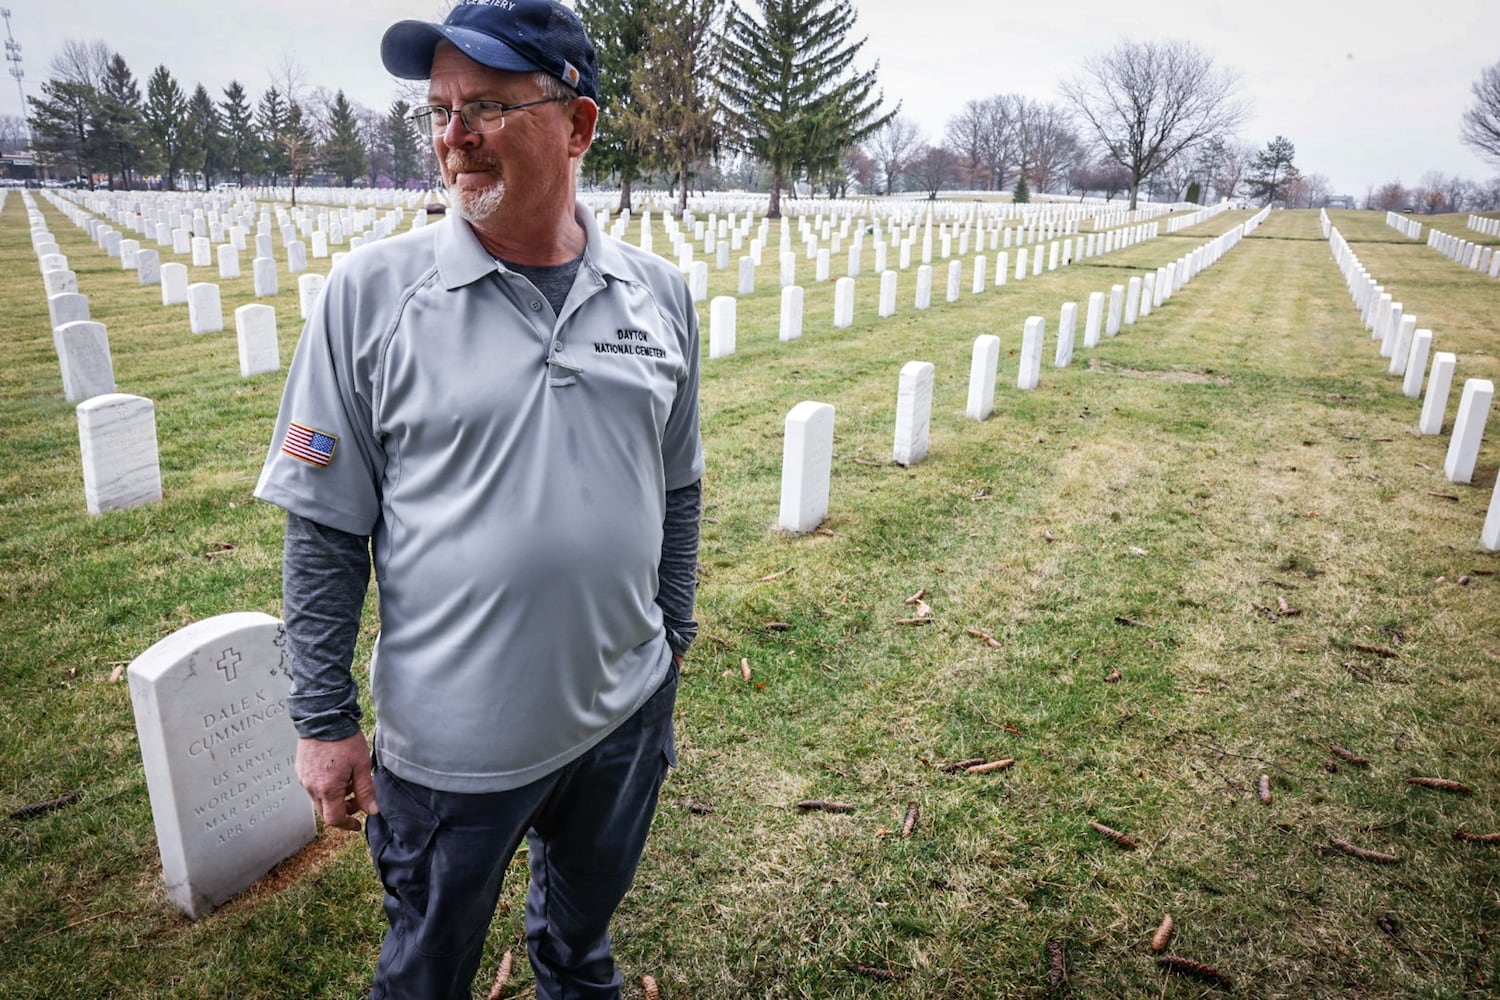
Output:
[366, 666, 677, 1000]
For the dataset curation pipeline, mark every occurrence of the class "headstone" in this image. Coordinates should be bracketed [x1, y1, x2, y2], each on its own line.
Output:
[1379, 302, 1404, 359]
[120, 239, 140, 268]
[779, 285, 804, 342]
[311, 231, 328, 258]
[298, 273, 326, 320]
[43, 268, 78, 298]
[235, 304, 280, 377]
[253, 258, 278, 298]
[1124, 276, 1142, 326]
[965, 334, 1000, 421]
[1483, 471, 1500, 551]
[191, 236, 213, 268]
[972, 256, 987, 295]
[1139, 274, 1154, 318]
[54, 320, 116, 403]
[161, 263, 190, 306]
[255, 233, 274, 260]
[878, 270, 897, 318]
[1015, 248, 1027, 282]
[833, 276, 855, 328]
[137, 249, 162, 286]
[1444, 379, 1493, 484]
[1419, 352, 1457, 435]
[893, 361, 934, 467]
[218, 244, 241, 279]
[946, 260, 961, 303]
[780, 251, 796, 289]
[1402, 330, 1433, 399]
[995, 252, 1007, 287]
[915, 264, 933, 310]
[77, 393, 162, 515]
[1388, 316, 1417, 376]
[708, 296, 736, 358]
[1017, 316, 1044, 390]
[689, 261, 708, 302]
[1106, 285, 1124, 337]
[188, 283, 225, 334]
[1083, 291, 1104, 348]
[126, 611, 315, 920]
[1055, 302, 1077, 368]
[778, 401, 836, 534]
[287, 241, 308, 274]
[738, 257, 755, 296]
[48, 291, 90, 329]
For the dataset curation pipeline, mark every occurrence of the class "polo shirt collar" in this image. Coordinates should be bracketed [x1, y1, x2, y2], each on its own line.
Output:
[433, 203, 631, 291]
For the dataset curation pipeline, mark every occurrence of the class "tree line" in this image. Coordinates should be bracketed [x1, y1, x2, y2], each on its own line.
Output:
[21, 2, 1500, 215]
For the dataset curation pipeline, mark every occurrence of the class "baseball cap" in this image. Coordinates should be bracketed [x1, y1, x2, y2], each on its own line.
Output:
[381, 0, 598, 102]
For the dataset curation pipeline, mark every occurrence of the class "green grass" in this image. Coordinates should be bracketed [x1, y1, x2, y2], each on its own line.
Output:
[3, 192, 1499, 999]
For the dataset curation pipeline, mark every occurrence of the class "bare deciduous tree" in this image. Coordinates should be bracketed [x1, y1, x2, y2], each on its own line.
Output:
[1017, 99, 1081, 194]
[1061, 38, 1249, 209]
[864, 115, 922, 194]
[945, 94, 1019, 190]
[1460, 60, 1500, 165]
[907, 144, 958, 199]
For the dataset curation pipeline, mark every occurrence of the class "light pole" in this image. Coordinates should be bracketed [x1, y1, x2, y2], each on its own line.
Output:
[2, 8, 26, 140]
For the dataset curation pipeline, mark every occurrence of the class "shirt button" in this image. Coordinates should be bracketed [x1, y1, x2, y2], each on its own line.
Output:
[530, 300, 542, 311]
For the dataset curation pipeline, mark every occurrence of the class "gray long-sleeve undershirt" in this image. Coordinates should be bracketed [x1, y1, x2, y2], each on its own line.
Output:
[282, 480, 702, 741]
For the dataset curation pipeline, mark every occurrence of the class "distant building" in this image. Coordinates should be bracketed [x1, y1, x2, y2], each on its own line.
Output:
[1325, 195, 1357, 210]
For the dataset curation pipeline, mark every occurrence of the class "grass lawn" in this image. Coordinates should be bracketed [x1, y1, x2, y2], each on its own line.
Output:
[2, 192, 1498, 999]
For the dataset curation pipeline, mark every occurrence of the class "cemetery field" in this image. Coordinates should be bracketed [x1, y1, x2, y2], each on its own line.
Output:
[2, 193, 1499, 999]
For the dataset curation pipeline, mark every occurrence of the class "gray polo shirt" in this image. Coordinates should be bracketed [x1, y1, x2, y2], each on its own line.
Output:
[254, 206, 703, 793]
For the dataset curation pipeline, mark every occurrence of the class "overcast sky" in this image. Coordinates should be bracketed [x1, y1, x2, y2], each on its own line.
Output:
[5, 0, 1497, 197]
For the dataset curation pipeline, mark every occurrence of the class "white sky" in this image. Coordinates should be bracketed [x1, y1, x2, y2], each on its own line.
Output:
[5, 0, 1497, 196]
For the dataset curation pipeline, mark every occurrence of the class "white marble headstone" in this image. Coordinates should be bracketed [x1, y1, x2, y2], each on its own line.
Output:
[893, 361, 935, 467]
[127, 611, 315, 920]
[298, 273, 326, 320]
[43, 268, 78, 298]
[1084, 291, 1104, 348]
[915, 264, 933, 310]
[235, 304, 280, 377]
[1017, 316, 1044, 390]
[48, 291, 90, 329]
[161, 263, 190, 306]
[188, 283, 224, 334]
[966, 334, 1000, 421]
[218, 244, 241, 280]
[780, 285, 804, 342]
[1419, 352, 1457, 436]
[778, 401, 836, 533]
[77, 393, 162, 515]
[1402, 330, 1432, 398]
[1055, 302, 1077, 368]
[708, 296, 736, 359]
[1444, 379, 1493, 484]
[253, 258, 279, 298]
[137, 249, 162, 286]
[54, 320, 116, 403]
[834, 276, 855, 328]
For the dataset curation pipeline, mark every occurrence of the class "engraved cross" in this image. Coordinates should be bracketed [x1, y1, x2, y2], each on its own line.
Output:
[216, 649, 241, 683]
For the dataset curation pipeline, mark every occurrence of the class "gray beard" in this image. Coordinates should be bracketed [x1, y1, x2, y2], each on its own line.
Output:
[448, 180, 505, 224]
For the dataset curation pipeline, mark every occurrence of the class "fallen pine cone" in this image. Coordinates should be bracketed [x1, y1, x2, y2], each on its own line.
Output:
[1257, 774, 1273, 804]
[759, 567, 794, 582]
[640, 973, 660, 1000]
[485, 950, 513, 1000]
[1406, 776, 1472, 794]
[1453, 830, 1500, 844]
[966, 758, 1015, 774]
[1114, 615, 1148, 627]
[1329, 838, 1401, 864]
[1089, 821, 1138, 850]
[1328, 742, 1368, 767]
[901, 801, 919, 839]
[1156, 955, 1233, 991]
[1351, 642, 1399, 658]
[1046, 940, 1066, 992]
[894, 616, 934, 626]
[942, 758, 986, 774]
[966, 627, 1002, 649]
[8, 791, 81, 821]
[1150, 913, 1175, 953]
[845, 962, 903, 981]
[796, 799, 855, 813]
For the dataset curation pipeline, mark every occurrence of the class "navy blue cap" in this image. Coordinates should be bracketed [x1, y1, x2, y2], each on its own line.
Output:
[381, 0, 598, 102]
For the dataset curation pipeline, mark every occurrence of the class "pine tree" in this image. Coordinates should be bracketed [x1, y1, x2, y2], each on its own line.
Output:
[27, 79, 96, 186]
[186, 85, 225, 188]
[257, 87, 290, 184]
[386, 100, 423, 188]
[627, 0, 724, 213]
[577, 0, 655, 211]
[1245, 135, 1298, 206]
[220, 81, 259, 185]
[319, 91, 367, 186]
[1012, 173, 1030, 203]
[96, 53, 146, 190]
[142, 66, 188, 189]
[718, 0, 894, 217]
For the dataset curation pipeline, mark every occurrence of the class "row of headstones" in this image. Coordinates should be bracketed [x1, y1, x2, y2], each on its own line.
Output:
[1425, 226, 1500, 279]
[1325, 220, 1500, 550]
[1467, 214, 1500, 238]
[28, 197, 326, 515]
[1384, 211, 1423, 240]
[1164, 199, 1235, 233]
[773, 210, 1268, 532]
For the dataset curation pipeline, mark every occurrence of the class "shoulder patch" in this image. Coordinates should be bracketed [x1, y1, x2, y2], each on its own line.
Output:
[282, 422, 338, 468]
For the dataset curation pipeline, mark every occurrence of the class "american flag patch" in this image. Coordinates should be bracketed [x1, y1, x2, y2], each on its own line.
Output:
[282, 422, 337, 467]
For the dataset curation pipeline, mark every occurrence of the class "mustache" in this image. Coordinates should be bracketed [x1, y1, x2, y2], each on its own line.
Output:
[445, 151, 500, 174]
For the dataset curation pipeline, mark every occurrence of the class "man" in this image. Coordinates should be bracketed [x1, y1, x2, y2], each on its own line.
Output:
[253, 2, 703, 996]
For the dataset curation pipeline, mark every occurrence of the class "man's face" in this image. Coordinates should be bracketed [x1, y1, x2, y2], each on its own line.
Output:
[426, 44, 572, 226]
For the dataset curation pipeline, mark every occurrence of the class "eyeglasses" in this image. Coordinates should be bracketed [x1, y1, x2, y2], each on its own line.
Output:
[409, 97, 571, 135]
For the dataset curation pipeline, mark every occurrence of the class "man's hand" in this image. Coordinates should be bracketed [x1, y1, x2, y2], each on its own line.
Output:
[296, 733, 379, 832]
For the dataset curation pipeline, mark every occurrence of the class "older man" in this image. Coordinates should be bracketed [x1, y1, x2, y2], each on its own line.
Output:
[253, 2, 703, 996]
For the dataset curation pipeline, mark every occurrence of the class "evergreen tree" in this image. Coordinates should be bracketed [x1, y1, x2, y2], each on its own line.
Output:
[718, 0, 894, 217]
[27, 79, 96, 185]
[96, 53, 146, 189]
[220, 81, 259, 185]
[257, 86, 290, 183]
[576, 0, 654, 211]
[319, 90, 367, 186]
[186, 84, 225, 188]
[141, 65, 188, 189]
[283, 101, 318, 204]
[1012, 173, 1030, 203]
[386, 99, 423, 187]
[1245, 135, 1298, 206]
